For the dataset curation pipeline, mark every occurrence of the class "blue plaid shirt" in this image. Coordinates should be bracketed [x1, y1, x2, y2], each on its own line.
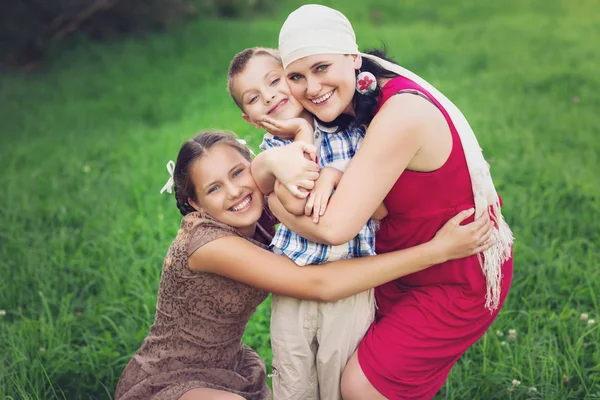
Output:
[260, 121, 377, 266]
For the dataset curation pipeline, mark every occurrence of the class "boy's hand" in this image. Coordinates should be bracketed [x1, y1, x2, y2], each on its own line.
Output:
[260, 117, 313, 143]
[305, 167, 343, 223]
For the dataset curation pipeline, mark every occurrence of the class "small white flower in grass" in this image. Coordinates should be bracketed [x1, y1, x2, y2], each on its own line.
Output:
[508, 329, 517, 341]
[580, 313, 589, 321]
[83, 165, 91, 173]
[588, 319, 595, 325]
[529, 386, 538, 393]
[496, 330, 503, 336]
[0, 309, 5, 316]
[500, 341, 507, 346]
[512, 379, 521, 387]
[39, 347, 46, 353]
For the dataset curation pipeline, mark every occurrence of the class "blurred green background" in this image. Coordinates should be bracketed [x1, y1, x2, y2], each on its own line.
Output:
[1, 0, 599, 398]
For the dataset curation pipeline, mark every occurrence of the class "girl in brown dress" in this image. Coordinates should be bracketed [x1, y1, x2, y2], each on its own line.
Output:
[114, 131, 494, 400]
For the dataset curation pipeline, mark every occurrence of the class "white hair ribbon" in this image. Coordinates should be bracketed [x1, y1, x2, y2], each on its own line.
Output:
[237, 139, 255, 156]
[160, 160, 175, 194]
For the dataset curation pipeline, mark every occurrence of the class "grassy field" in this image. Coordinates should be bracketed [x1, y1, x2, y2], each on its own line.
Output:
[1, 0, 599, 398]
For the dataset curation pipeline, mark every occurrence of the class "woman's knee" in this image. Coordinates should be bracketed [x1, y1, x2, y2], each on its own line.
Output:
[178, 388, 245, 400]
[341, 352, 386, 400]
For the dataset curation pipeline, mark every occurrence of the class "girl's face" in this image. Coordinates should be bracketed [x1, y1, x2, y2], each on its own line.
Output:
[234, 55, 306, 126]
[188, 144, 264, 237]
[285, 54, 361, 122]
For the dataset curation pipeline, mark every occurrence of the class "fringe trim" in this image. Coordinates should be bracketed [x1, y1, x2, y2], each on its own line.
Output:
[479, 202, 514, 312]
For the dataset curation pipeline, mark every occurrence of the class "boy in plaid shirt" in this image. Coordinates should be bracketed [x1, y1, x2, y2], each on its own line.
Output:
[227, 47, 386, 400]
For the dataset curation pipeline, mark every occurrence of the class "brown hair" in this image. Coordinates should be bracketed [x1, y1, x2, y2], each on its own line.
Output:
[174, 131, 253, 216]
[227, 47, 282, 110]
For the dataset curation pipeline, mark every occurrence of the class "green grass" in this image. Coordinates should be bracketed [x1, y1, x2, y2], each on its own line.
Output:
[1, 0, 599, 398]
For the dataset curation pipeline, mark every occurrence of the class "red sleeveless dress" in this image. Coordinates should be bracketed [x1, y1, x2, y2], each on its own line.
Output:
[356, 76, 513, 399]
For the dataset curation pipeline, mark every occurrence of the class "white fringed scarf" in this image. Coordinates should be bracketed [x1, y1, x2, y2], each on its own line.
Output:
[279, 4, 513, 311]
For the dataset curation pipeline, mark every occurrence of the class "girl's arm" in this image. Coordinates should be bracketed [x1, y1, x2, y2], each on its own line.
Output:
[269, 95, 443, 245]
[189, 209, 492, 302]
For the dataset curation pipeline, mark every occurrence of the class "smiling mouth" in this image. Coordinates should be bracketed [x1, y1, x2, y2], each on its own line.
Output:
[311, 90, 335, 105]
[268, 99, 288, 114]
[229, 194, 252, 212]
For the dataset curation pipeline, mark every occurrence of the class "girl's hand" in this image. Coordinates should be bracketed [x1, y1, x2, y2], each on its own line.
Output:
[304, 167, 342, 222]
[269, 142, 320, 198]
[260, 117, 313, 142]
[432, 208, 494, 261]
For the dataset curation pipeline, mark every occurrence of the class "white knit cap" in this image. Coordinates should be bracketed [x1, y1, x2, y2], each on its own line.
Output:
[278, 4, 513, 312]
[279, 4, 360, 69]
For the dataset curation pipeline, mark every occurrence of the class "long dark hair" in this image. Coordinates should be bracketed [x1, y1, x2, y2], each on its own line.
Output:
[173, 131, 253, 216]
[321, 48, 400, 130]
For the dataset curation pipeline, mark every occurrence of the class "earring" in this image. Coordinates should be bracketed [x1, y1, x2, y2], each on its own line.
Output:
[356, 70, 377, 95]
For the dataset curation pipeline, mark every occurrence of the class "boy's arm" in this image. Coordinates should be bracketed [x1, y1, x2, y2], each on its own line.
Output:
[259, 131, 313, 216]
[273, 180, 308, 216]
[252, 143, 319, 196]
[252, 135, 293, 195]
[252, 141, 319, 198]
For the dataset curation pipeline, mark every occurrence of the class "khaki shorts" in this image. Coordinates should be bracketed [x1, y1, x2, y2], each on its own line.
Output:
[270, 289, 375, 400]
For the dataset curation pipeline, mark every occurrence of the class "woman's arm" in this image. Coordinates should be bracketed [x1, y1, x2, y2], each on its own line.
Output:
[270, 95, 442, 245]
[189, 209, 492, 302]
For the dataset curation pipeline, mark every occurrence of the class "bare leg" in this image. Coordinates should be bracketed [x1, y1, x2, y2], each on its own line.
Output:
[340, 352, 387, 400]
[178, 388, 246, 400]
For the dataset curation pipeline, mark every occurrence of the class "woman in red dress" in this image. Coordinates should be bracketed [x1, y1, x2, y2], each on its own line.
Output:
[262, 5, 514, 399]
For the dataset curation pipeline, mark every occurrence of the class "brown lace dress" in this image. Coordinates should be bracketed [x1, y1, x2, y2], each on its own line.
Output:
[114, 208, 276, 400]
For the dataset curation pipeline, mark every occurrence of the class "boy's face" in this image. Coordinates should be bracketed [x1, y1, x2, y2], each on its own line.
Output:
[233, 55, 305, 127]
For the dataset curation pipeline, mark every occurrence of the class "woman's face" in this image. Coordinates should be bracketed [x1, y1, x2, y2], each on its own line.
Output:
[285, 54, 361, 122]
[189, 144, 264, 237]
